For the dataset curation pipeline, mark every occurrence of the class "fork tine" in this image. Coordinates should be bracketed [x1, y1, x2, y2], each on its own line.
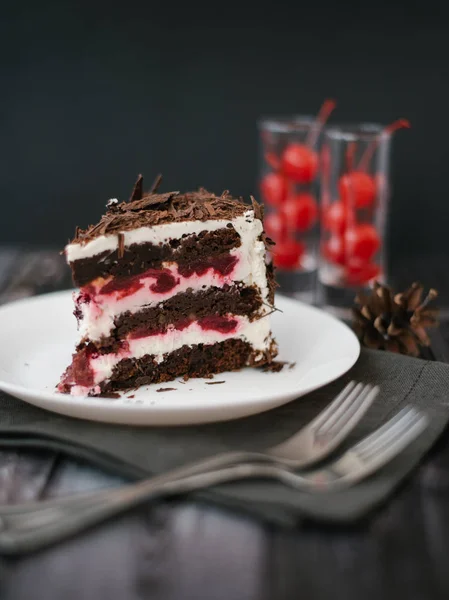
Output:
[316, 383, 371, 434]
[324, 385, 379, 438]
[354, 406, 419, 455]
[310, 381, 358, 430]
[357, 409, 423, 460]
[357, 413, 428, 471]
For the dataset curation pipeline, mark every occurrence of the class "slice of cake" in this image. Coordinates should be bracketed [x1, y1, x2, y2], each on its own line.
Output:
[58, 175, 278, 396]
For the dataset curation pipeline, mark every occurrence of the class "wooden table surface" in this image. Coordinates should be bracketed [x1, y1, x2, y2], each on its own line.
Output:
[1, 249, 449, 600]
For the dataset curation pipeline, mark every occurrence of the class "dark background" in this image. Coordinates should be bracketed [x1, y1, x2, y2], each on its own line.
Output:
[1, 1, 449, 268]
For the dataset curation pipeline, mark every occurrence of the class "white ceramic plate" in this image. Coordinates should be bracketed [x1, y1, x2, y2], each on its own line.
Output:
[0, 290, 359, 426]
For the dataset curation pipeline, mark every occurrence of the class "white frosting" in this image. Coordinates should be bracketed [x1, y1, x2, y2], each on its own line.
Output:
[69, 316, 273, 396]
[73, 211, 270, 341]
[66, 212, 258, 262]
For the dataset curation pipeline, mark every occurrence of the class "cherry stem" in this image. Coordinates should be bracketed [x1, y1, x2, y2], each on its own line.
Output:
[307, 99, 336, 147]
[344, 142, 357, 229]
[358, 119, 411, 172]
[345, 141, 356, 173]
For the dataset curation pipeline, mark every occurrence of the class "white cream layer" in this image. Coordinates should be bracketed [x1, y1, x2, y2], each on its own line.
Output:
[70, 315, 273, 396]
[74, 211, 270, 341]
[66, 211, 259, 262]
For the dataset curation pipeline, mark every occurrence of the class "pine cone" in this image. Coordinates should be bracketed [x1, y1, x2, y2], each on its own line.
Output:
[352, 282, 439, 357]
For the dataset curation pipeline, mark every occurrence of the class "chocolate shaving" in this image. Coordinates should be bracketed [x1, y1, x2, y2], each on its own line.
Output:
[98, 392, 121, 399]
[204, 202, 216, 216]
[127, 394, 135, 398]
[126, 191, 180, 211]
[250, 195, 264, 221]
[69, 176, 252, 245]
[149, 173, 163, 194]
[117, 232, 125, 258]
[129, 174, 143, 202]
[156, 387, 177, 392]
[205, 381, 225, 385]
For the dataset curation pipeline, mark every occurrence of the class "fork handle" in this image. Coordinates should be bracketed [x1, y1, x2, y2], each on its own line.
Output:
[0, 463, 280, 554]
[0, 449, 274, 517]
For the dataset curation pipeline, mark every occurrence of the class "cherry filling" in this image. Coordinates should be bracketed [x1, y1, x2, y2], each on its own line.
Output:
[149, 270, 179, 293]
[198, 316, 238, 334]
[74, 287, 95, 321]
[59, 344, 98, 389]
[99, 268, 179, 299]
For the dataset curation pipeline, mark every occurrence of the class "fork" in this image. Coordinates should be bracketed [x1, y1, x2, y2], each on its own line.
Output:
[0, 380, 377, 515]
[0, 405, 427, 554]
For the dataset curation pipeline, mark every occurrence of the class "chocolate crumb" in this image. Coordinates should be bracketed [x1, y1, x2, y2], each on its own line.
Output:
[98, 392, 121, 398]
[156, 387, 177, 392]
[127, 394, 135, 398]
[118, 232, 125, 258]
[262, 361, 288, 373]
[288, 362, 297, 370]
[205, 381, 226, 385]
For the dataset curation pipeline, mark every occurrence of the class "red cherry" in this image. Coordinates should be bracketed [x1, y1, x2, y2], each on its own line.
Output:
[281, 144, 318, 184]
[273, 239, 305, 270]
[264, 212, 288, 241]
[322, 201, 350, 234]
[346, 224, 380, 262]
[260, 173, 289, 207]
[339, 171, 376, 209]
[323, 235, 346, 266]
[345, 261, 381, 286]
[282, 193, 318, 232]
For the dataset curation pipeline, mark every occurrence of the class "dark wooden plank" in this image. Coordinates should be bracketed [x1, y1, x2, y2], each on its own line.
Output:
[167, 503, 266, 600]
[1, 506, 172, 600]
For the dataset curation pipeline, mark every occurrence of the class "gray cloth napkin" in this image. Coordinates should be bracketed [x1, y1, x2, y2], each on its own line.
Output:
[1, 348, 449, 525]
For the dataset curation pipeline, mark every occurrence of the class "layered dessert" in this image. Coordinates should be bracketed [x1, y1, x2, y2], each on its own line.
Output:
[58, 175, 278, 396]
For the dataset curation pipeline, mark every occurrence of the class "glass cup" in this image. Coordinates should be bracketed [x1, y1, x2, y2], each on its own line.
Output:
[258, 116, 323, 303]
[318, 123, 393, 316]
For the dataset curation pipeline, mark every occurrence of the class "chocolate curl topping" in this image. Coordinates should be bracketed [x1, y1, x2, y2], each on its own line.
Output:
[250, 195, 264, 221]
[129, 174, 143, 202]
[149, 173, 163, 194]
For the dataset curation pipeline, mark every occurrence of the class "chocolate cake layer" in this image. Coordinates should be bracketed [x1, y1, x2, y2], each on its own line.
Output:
[99, 338, 276, 393]
[81, 285, 263, 351]
[71, 227, 241, 286]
